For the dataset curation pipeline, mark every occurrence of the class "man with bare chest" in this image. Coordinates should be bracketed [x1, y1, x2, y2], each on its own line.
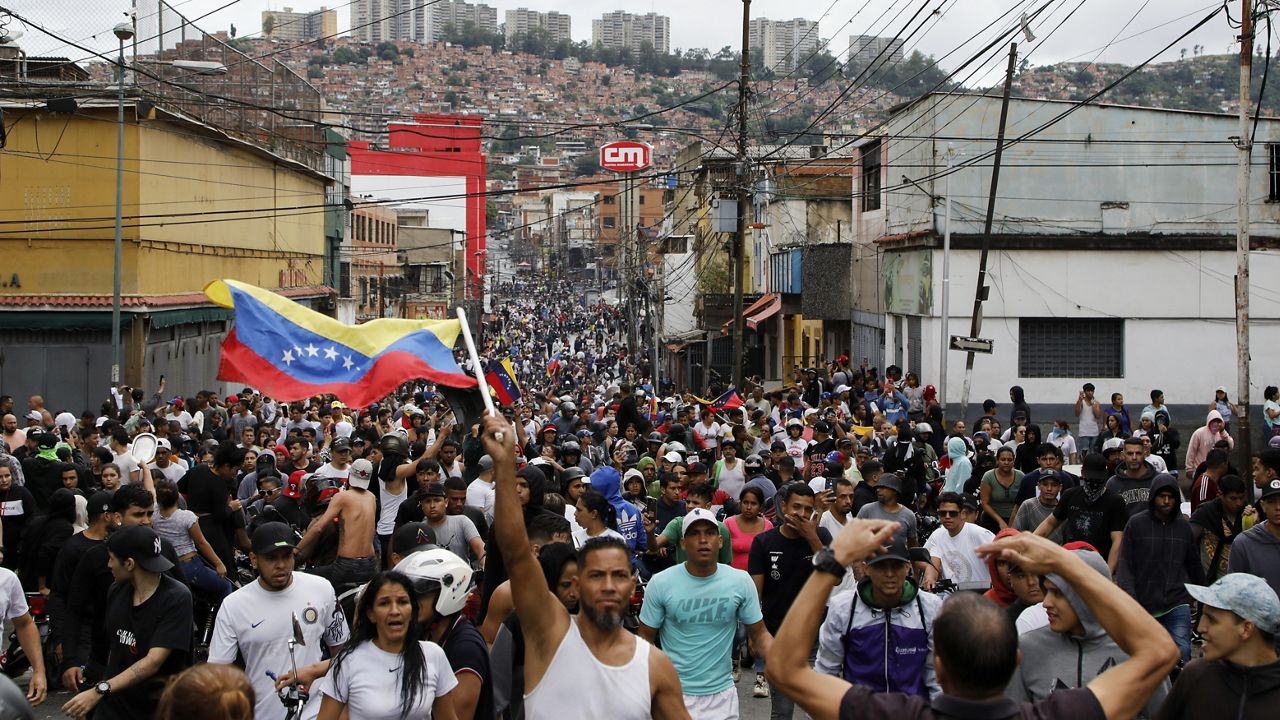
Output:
[296, 458, 378, 590]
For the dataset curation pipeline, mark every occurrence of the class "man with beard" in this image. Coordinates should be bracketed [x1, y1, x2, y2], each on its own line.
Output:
[486, 415, 688, 719]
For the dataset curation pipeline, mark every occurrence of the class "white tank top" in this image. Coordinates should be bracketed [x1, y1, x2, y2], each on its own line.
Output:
[524, 618, 652, 720]
[376, 478, 408, 536]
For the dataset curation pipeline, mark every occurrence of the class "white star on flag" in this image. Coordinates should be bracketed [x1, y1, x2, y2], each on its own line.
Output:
[305, 343, 319, 357]
[342, 355, 355, 370]
[293, 345, 302, 357]
[281, 350, 294, 366]
[324, 346, 338, 361]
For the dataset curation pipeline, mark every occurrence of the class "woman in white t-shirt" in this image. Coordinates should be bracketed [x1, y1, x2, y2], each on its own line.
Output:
[693, 409, 722, 454]
[571, 489, 626, 550]
[320, 571, 458, 720]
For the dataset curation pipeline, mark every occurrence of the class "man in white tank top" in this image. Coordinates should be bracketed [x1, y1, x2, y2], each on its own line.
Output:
[483, 415, 690, 720]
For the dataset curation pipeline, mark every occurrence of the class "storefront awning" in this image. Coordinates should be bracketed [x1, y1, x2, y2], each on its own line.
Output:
[721, 293, 780, 335]
[745, 293, 782, 330]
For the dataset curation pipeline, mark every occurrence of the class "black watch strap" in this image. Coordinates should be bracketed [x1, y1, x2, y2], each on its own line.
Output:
[812, 547, 846, 578]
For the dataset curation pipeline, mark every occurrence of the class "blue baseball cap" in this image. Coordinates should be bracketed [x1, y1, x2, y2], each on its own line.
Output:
[1186, 574, 1280, 635]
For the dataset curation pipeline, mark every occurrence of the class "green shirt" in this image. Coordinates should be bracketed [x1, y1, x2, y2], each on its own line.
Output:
[661, 517, 734, 565]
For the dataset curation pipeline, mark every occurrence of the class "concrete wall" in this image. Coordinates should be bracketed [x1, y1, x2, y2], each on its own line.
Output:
[885, 95, 1280, 239]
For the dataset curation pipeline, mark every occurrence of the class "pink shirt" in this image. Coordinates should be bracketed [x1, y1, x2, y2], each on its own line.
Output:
[725, 514, 773, 571]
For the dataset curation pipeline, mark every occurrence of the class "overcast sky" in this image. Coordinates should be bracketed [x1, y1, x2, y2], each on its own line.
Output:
[8, 0, 1242, 79]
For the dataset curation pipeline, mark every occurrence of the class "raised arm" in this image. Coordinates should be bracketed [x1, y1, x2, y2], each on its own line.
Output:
[481, 415, 569, 665]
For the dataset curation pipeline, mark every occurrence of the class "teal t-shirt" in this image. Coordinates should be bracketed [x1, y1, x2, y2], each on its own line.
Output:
[638, 563, 763, 695]
[660, 517, 734, 565]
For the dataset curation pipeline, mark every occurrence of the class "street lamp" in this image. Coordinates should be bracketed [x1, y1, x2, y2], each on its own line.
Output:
[111, 21, 133, 385]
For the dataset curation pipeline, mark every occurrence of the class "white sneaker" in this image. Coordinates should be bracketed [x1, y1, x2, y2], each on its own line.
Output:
[732, 665, 741, 684]
[753, 674, 769, 698]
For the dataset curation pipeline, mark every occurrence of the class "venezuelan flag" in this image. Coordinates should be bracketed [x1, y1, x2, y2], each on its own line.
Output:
[205, 279, 476, 407]
[485, 358, 522, 406]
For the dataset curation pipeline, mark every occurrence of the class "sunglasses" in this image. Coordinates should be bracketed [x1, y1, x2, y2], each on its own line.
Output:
[937, 510, 960, 517]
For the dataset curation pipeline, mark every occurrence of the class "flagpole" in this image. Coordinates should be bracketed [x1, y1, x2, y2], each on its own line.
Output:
[456, 308, 502, 441]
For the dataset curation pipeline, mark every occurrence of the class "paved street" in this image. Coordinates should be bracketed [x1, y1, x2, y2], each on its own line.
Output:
[29, 667, 783, 718]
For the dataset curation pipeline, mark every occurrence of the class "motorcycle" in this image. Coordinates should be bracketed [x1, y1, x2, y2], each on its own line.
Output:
[0, 592, 51, 680]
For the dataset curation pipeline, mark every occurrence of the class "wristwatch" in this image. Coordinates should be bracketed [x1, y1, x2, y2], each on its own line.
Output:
[811, 547, 846, 578]
[95, 681, 111, 697]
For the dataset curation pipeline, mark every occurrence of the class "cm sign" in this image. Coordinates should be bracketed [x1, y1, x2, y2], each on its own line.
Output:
[600, 141, 652, 172]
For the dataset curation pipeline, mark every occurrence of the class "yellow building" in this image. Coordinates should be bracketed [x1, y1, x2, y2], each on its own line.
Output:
[0, 97, 332, 412]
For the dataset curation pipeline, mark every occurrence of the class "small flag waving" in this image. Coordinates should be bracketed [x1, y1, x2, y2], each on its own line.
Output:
[205, 279, 476, 407]
[485, 358, 523, 406]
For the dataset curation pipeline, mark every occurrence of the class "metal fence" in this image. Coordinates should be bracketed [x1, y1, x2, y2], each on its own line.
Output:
[132, 0, 324, 171]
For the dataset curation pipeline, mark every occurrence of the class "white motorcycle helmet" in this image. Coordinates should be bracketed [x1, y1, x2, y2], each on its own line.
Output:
[394, 548, 474, 617]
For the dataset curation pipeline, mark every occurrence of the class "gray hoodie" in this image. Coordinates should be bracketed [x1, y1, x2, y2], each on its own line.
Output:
[1006, 549, 1169, 717]
[1226, 520, 1280, 598]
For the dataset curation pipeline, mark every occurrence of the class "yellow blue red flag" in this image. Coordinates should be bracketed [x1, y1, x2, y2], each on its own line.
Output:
[205, 279, 476, 407]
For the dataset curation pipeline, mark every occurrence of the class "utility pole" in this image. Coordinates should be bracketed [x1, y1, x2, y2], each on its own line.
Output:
[731, 0, 751, 391]
[959, 43, 1018, 418]
[939, 144, 955, 412]
[1236, 0, 1254, 476]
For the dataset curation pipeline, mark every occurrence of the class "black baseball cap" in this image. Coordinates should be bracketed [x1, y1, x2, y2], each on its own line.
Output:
[87, 490, 113, 518]
[1081, 453, 1110, 481]
[106, 525, 173, 573]
[251, 522, 298, 555]
[392, 522, 437, 557]
[866, 536, 911, 566]
[330, 437, 352, 452]
[421, 482, 447, 498]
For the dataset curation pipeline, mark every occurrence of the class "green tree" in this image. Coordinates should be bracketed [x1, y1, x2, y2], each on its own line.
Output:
[262, 13, 275, 36]
[573, 153, 601, 177]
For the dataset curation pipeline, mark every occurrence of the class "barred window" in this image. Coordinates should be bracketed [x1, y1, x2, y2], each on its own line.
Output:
[1018, 318, 1123, 378]
[861, 139, 881, 212]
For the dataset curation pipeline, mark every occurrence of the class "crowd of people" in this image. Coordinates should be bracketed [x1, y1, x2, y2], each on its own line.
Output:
[0, 277, 1275, 719]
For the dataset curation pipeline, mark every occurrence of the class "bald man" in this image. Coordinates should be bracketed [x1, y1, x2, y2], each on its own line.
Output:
[1, 415, 24, 455]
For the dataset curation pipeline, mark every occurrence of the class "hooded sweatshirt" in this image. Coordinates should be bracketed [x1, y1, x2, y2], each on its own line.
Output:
[1155, 655, 1280, 720]
[816, 577, 942, 699]
[1227, 520, 1280, 597]
[983, 528, 1020, 607]
[1185, 410, 1233, 480]
[1116, 474, 1204, 612]
[1006, 549, 1169, 715]
[588, 466, 647, 555]
[942, 437, 971, 495]
[1104, 459, 1159, 518]
[1009, 386, 1031, 427]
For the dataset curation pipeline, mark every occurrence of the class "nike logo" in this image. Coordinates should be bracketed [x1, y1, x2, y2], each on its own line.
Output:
[250, 620, 265, 628]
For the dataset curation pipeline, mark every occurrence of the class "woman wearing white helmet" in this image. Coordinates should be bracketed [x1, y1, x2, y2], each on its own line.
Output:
[395, 549, 492, 720]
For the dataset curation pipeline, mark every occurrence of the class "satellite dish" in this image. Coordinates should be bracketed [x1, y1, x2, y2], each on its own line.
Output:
[131, 433, 158, 464]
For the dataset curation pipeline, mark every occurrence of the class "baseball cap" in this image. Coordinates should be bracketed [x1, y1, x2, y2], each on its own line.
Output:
[330, 437, 352, 452]
[866, 536, 910, 566]
[348, 458, 374, 489]
[744, 454, 764, 470]
[1102, 437, 1125, 454]
[1258, 476, 1280, 502]
[251, 522, 299, 555]
[478, 455, 494, 472]
[1186, 574, 1280, 635]
[1080, 453, 1110, 481]
[683, 507, 719, 535]
[155, 437, 171, 451]
[283, 470, 305, 500]
[421, 481, 447, 498]
[687, 462, 708, 475]
[106, 525, 174, 573]
[392, 522, 438, 557]
[663, 451, 683, 464]
[959, 493, 980, 511]
[87, 490, 113, 518]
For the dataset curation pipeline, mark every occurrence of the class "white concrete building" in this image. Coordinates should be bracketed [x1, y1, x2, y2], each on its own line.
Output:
[750, 18, 822, 74]
[848, 35, 905, 65]
[504, 8, 572, 44]
[591, 11, 671, 55]
[860, 93, 1280, 408]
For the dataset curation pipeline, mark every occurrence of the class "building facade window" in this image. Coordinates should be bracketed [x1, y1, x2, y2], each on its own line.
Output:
[1269, 143, 1280, 202]
[1018, 318, 1124, 378]
[861, 139, 881, 212]
[603, 217, 616, 228]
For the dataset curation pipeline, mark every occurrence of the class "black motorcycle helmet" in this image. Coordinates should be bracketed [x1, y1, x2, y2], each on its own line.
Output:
[379, 432, 410, 460]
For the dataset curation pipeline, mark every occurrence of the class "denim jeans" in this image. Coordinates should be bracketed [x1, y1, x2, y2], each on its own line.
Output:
[181, 556, 234, 601]
[1077, 436, 1097, 457]
[1158, 604, 1192, 664]
[769, 644, 817, 719]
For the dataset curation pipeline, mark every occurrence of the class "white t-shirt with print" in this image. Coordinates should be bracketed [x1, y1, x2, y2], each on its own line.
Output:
[924, 522, 995, 591]
[208, 573, 350, 720]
